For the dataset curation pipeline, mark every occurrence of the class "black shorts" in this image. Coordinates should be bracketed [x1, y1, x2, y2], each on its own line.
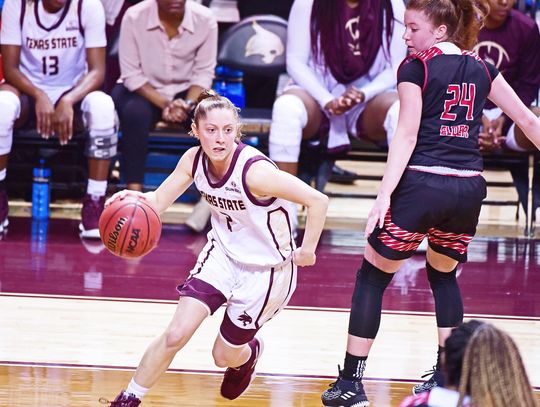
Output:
[368, 169, 487, 263]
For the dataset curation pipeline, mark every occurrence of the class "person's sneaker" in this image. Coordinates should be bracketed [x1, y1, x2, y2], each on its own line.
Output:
[99, 391, 141, 406]
[321, 369, 369, 407]
[0, 190, 9, 234]
[412, 367, 445, 395]
[79, 194, 105, 239]
[220, 335, 264, 400]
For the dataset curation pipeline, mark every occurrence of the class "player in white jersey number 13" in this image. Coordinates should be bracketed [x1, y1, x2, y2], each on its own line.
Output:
[102, 89, 329, 406]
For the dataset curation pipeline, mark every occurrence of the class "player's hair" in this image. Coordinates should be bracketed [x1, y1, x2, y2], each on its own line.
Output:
[406, 0, 487, 50]
[457, 323, 538, 407]
[190, 89, 243, 139]
[444, 319, 484, 387]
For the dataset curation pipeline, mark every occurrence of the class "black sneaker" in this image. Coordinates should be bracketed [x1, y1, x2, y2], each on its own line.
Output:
[99, 391, 141, 406]
[412, 367, 445, 395]
[321, 369, 369, 407]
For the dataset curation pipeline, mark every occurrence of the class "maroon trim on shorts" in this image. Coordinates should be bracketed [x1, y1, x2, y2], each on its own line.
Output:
[203, 143, 246, 188]
[254, 267, 275, 328]
[35, 0, 72, 32]
[242, 156, 276, 206]
[176, 278, 226, 315]
[220, 312, 258, 346]
[266, 207, 292, 261]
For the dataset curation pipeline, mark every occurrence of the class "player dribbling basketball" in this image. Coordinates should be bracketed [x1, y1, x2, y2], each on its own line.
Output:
[103, 90, 329, 406]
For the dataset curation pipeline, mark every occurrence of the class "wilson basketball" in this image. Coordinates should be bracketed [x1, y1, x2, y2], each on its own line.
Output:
[99, 196, 162, 258]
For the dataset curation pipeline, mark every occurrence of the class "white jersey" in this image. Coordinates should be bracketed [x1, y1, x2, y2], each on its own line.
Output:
[0, 0, 106, 104]
[192, 143, 296, 268]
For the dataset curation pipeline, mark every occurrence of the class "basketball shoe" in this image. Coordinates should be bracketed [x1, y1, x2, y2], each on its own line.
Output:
[321, 368, 369, 407]
[412, 367, 445, 395]
[100, 391, 141, 406]
[80, 194, 105, 239]
[0, 190, 9, 234]
[220, 335, 264, 400]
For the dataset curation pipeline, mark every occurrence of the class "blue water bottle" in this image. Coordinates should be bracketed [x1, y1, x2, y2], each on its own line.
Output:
[31, 159, 51, 219]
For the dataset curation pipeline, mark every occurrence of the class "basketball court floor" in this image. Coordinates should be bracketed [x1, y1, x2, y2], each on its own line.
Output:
[1, 165, 539, 406]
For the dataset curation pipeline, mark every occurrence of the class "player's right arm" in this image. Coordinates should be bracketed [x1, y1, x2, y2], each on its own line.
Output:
[106, 147, 198, 214]
[1, 0, 54, 137]
[149, 147, 198, 213]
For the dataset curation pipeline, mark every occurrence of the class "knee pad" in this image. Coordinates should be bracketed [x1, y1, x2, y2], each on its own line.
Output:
[268, 94, 307, 162]
[427, 263, 463, 327]
[383, 100, 399, 147]
[0, 91, 21, 155]
[348, 260, 394, 339]
[82, 91, 118, 159]
[504, 124, 527, 152]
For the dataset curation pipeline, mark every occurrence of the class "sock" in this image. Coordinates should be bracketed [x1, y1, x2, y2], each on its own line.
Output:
[342, 352, 367, 380]
[86, 179, 107, 197]
[125, 378, 149, 399]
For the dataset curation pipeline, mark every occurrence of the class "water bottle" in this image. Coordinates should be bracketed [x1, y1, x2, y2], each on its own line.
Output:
[30, 218, 48, 275]
[32, 158, 51, 219]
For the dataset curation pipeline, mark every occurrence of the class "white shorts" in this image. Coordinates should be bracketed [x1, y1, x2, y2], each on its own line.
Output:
[177, 236, 297, 346]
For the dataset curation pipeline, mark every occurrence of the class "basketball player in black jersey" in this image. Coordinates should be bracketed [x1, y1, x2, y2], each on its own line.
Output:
[321, 0, 540, 405]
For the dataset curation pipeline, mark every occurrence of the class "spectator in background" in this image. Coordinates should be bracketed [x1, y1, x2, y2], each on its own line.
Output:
[457, 323, 538, 407]
[0, 0, 117, 238]
[473, 0, 540, 225]
[399, 320, 485, 407]
[112, 0, 217, 193]
[400, 321, 538, 407]
[268, 0, 406, 230]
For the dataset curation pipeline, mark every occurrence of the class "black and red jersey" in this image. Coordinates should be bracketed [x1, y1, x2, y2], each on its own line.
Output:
[398, 42, 499, 171]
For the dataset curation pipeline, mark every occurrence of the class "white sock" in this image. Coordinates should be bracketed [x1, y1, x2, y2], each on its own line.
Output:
[126, 378, 149, 399]
[86, 179, 107, 197]
[0, 168, 6, 181]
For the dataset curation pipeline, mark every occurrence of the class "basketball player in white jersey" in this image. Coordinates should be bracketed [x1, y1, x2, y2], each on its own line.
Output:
[103, 90, 329, 406]
[0, 0, 117, 238]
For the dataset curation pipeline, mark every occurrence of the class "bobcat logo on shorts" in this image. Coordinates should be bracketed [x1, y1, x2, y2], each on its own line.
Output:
[238, 311, 253, 326]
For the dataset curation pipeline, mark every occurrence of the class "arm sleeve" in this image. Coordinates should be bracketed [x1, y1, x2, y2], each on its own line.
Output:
[81, 0, 107, 48]
[285, 0, 334, 108]
[0, 0, 23, 46]
[360, 0, 407, 101]
[513, 24, 540, 107]
[397, 58, 424, 87]
[118, 11, 148, 92]
[189, 15, 218, 89]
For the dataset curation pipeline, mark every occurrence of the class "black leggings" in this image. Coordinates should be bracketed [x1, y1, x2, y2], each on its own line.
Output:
[112, 84, 188, 184]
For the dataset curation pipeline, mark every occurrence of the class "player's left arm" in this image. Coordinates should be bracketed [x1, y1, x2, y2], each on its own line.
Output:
[246, 161, 329, 266]
[488, 74, 540, 150]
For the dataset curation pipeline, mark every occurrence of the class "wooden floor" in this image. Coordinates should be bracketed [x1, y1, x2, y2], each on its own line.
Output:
[1, 164, 540, 406]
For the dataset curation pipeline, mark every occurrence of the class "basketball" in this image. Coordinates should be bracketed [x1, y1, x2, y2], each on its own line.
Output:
[99, 196, 162, 258]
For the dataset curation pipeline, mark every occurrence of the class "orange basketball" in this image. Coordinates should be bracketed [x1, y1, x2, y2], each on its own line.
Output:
[99, 196, 162, 258]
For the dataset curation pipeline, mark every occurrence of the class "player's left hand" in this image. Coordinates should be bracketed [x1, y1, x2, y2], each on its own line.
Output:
[365, 194, 390, 238]
[292, 247, 316, 267]
[54, 98, 74, 145]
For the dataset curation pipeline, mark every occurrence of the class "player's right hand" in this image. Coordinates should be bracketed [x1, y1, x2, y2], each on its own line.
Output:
[35, 93, 55, 139]
[292, 247, 316, 267]
[105, 190, 146, 207]
[365, 194, 390, 238]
